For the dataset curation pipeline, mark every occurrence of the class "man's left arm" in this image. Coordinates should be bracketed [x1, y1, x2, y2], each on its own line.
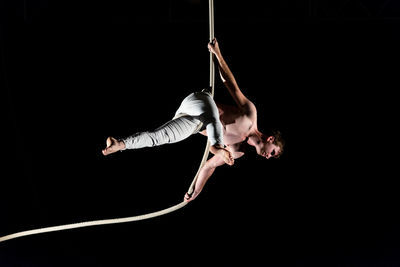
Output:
[184, 147, 243, 203]
[184, 155, 225, 202]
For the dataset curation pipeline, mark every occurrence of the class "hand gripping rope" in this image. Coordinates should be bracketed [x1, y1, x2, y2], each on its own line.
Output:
[0, 0, 216, 243]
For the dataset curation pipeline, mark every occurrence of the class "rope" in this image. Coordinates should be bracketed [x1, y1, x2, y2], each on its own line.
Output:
[0, 202, 188, 243]
[188, 0, 215, 194]
[0, 0, 215, 243]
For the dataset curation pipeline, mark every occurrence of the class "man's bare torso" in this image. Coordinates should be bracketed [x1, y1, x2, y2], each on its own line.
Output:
[200, 101, 256, 157]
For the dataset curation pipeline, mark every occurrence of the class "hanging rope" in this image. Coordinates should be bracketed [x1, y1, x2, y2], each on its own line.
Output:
[0, 0, 215, 243]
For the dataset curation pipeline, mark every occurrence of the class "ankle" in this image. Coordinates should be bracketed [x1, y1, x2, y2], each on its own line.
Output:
[118, 140, 126, 150]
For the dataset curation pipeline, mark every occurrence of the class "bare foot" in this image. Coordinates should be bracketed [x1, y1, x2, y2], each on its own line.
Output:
[102, 137, 125, 155]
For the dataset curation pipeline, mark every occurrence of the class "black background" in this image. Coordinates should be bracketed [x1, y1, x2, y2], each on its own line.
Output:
[2, 0, 399, 266]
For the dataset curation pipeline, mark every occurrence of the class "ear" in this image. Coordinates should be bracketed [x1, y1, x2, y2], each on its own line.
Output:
[266, 136, 275, 143]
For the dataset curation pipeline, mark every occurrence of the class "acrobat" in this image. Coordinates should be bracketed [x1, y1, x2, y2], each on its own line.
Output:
[103, 38, 285, 202]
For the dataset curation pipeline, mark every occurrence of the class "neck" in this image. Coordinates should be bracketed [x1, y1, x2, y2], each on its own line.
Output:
[247, 129, 263, 146]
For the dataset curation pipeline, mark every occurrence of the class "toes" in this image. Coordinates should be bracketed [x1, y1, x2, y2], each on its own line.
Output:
[102, 147, 113, 156]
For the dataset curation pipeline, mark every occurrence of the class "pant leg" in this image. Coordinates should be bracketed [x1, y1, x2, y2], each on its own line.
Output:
[122, 116, 202, 150]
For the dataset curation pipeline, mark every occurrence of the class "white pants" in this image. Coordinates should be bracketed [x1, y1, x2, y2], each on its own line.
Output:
[122, 91, 224, 150]
[122, 116, 203, 149]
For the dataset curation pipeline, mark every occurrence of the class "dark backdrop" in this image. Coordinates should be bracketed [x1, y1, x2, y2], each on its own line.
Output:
[2, 0, 399, 266]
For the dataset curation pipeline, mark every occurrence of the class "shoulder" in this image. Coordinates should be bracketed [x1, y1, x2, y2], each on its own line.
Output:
[242, 99, 257, 121]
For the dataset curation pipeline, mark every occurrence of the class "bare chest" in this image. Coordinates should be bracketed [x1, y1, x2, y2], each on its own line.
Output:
[219, 107, 253, 146]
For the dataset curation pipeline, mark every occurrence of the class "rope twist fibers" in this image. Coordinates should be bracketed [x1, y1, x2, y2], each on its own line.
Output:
[0, 0, 215, 243]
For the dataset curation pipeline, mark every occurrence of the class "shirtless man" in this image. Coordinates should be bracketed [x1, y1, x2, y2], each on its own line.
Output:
[102, 38, 285, 202]
[183, 39, 284, 202]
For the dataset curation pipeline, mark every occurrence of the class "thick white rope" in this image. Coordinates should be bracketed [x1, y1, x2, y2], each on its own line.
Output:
[0, 202, 188, 243]
[0, 0, 215, 243]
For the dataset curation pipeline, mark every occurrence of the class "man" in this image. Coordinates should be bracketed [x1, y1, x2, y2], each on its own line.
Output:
[102, 38, 285, 202]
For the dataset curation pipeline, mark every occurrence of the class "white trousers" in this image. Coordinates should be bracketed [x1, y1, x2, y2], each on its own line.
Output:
[122, 116, 203, 149]
[122, 91, 224, 150]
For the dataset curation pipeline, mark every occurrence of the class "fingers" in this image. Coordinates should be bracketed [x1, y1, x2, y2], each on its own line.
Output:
[184, 193, 192, 202]
[208, 38, 217, 52]
[227, 154, 234, 165]
[218, 148, 234, 166]
[226, 150, 234, 164]
[102, 147, 113, 156]
[224, 155, 234, 166]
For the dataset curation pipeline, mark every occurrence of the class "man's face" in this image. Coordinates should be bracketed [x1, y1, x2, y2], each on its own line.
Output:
[256, 136, 281, 159]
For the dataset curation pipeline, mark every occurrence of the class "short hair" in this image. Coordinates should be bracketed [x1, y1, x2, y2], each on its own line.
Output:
[271, 130, 285, 158]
